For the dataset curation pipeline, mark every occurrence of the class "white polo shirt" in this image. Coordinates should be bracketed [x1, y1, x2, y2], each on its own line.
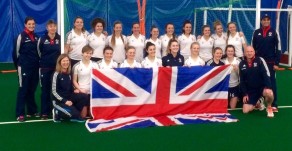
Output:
[212, 33, 227, 54]
[120, 60, 141, 68]
[65, 29, 89, 60]
[227, 32, 246, 58]
[98, 59, 118, 69]
[178, 34, 196, 58]
[106, 35, 127, 64]
[198, 37, 214, 62]
[73, 60, 98, 94]
[222, 57, 241, 87]
[160, 34, 172, 57]
[141, 57, 162, 68]
[145, 38, 162, 59]
[184, 56, 205, 66]
[87, 33, 106, 59]
[127, 34, 145, 62]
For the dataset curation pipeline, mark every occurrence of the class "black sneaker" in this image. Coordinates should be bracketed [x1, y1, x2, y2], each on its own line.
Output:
[70, 118, 85, 123]
[26, 113, 40, 118]
[41, 115, 48, 120]
[52, 109, 60, 123]
[17, 116, 25, 122]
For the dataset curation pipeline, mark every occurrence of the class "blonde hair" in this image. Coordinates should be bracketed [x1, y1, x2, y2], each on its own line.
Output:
[190, 41, 200, 50]
[213, 20, 222, 30]
[55, 54, 71, 74]
[126, 46, 136, 53]
[82, 45, 94, 53]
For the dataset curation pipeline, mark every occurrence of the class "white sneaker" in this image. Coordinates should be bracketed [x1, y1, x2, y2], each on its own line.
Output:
[255, 97, 266, 111]
[267, 107, 274, 118]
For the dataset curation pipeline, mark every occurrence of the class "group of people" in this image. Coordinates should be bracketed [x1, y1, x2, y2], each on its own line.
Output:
[13, 13, 280, 122]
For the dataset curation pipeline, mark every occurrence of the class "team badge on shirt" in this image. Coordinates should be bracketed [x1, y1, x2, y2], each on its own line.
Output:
[179, 58, 182, 63]
[268, 32, 272, 36]
[253, 63, 257, 67]
[44, 39, 50, 44]
[55, 39, 59, 44]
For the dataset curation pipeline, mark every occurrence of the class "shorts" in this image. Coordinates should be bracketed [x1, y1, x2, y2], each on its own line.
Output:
[228, 85, 240, 100]
[245, 88, 264, 105]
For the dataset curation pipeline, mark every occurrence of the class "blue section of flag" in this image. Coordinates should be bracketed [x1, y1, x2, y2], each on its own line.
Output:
[176, 118, 221, 124]
[176, 66, 213, 93]
[92, 79, 119, 98]
[206, 76, 230, 93]
[118, 120, 157, 130]
[87, 120, 114, 129]
[114, 68, 153, 93]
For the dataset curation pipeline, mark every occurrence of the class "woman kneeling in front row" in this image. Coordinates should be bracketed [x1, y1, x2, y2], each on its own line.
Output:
[51, 54, 88, 122]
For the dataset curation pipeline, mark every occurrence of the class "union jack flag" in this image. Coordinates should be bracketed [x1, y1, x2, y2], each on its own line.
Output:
[87, 65, 237, 132]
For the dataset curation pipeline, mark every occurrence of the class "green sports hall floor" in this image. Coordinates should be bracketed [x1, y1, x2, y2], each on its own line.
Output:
[0, 63, 291, 151]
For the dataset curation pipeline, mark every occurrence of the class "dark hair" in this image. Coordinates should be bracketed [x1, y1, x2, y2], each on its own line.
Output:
[212, 47, 223, 57]
[91, 18, 105, 30]
[222, 44, 236, 59]
[46, 19, 57, 26]
[167, 39, 179, 54]
[24, 16, 35, 24]
[182, 20, 192, 34]
[226, 22, 237, 44]
[103, 46, 114, 54]
[131, 22, 140, 34]
[165, 23, 176, 40]
[145, 42, 155, 51]
[73, 16, 85, 32]
[82, 45, 94, 53]
[201, 25, 210, 35]
[145, 42, 156, 56]
[149, 25, 158, 38]
[111, 21, 125, 46]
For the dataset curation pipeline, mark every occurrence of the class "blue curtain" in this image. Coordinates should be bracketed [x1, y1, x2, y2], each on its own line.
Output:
[0, 0, 57, 62]
[0, 0, 13, 62]
[1, 0, 291, 62]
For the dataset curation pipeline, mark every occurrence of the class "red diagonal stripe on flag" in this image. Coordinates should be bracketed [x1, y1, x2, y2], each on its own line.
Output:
[92, 69, 136, 97]
[97, 119, 141, 132]
[155, 116, 176, 126]
[179, 65, 229, 95]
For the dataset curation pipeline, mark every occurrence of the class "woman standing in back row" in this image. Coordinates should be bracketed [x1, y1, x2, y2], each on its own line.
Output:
[127, 22, 145, 62]
[14, 16, 39, 122]
[64, 16, 89, 67]
[212, 20, 227, 54]
[178, 20, 196, 59]
[37, 20, 61, 119]
[226, 22, 247, 59]
[87, 18, 107, 62]
[145, 26, 162, 59]
[106, 21, 127, 64]
[198, 25, 214, 62]
[160, 23, 176, 57]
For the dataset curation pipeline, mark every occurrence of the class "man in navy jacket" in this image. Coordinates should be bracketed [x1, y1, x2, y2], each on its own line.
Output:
[252, 14, 280, 112]
[239, 46, 274, 118]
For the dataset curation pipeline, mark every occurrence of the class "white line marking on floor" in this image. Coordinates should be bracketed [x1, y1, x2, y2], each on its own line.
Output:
[1, 106, 292, 125]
